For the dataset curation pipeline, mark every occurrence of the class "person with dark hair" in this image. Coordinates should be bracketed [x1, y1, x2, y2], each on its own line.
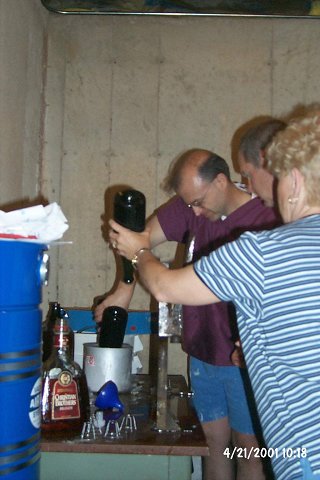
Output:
[110, 109, 320, 480]
[96, 148, 280, 480]
[238, 119, 286, 207]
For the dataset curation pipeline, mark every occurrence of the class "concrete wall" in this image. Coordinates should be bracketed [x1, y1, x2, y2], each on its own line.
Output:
[0, 0, 48, 207]
[1, 6, 320, 374]
[41, 14, 320, 311]
[40, 13, 320, 375]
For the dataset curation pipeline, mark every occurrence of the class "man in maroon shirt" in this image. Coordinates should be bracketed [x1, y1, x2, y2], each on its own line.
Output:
[95, 148, 281, 480]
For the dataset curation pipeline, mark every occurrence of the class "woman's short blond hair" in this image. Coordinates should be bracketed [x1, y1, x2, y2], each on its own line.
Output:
[266, 108, 320, 205]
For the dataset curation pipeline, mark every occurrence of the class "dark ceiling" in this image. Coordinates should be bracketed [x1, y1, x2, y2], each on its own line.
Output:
[41, 0, 319, 17]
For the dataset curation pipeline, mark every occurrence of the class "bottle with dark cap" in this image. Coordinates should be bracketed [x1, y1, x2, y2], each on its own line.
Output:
[113, 189, 146, 284]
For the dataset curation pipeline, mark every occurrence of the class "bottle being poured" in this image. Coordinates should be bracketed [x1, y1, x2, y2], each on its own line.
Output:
[113, 189, 146, 284]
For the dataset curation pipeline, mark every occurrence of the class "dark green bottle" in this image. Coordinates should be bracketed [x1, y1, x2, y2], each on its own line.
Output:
[113, 189, 146, 283]
[99, 306, 128, 348]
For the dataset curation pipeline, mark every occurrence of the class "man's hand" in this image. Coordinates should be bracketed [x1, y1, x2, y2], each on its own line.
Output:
[109, 219, 151, 261]
[92, 281, 135, 323]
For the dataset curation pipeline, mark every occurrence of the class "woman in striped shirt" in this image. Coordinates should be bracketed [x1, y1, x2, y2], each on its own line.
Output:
[110, 108, 320, 480]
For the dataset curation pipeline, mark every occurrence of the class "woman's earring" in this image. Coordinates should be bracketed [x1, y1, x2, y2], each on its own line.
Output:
[288, 196, 298, 204]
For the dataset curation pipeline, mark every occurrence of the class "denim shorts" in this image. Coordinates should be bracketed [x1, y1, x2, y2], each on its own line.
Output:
[189, 357, 261, 435]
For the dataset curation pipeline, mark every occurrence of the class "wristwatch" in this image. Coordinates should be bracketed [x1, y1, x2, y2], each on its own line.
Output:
[131, 248, 150, 270]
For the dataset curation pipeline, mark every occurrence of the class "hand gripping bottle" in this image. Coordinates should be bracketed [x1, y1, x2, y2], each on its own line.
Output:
[113, 189, 146, 284]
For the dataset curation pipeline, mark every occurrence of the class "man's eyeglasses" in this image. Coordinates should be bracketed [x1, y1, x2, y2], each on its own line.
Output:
[187, 181, 212, 208]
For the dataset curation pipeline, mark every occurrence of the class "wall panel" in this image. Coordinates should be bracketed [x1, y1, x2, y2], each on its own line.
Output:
[42, 13, 320, 373]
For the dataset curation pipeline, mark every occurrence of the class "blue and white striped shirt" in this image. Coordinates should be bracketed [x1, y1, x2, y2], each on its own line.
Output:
[194, 214, 320, 479]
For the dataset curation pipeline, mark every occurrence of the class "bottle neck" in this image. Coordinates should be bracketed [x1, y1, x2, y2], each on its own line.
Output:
[46, 302, 61, 326]
[53, 318, 72, 355]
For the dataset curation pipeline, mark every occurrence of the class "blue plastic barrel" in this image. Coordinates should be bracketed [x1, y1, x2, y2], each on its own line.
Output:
[0, 240, 48, 480]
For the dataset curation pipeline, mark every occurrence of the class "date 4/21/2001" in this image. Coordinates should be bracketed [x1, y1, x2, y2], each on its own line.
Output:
[223, 447, 308, 460]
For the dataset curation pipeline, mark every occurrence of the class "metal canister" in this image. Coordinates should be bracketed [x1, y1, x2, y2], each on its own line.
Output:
[83, 342, 133, 393]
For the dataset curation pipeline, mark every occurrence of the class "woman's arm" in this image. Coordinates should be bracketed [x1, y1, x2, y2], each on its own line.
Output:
[109, 219, 219, 306]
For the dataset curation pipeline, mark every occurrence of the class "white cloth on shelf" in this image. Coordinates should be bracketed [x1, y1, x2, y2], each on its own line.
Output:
[0, 202, 69, 243]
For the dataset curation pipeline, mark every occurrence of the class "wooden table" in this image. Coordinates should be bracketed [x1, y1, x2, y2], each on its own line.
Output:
[41, 375, 208, 480]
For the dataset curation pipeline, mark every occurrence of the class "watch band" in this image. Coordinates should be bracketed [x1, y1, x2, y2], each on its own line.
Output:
[131, 248, 150, 270]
